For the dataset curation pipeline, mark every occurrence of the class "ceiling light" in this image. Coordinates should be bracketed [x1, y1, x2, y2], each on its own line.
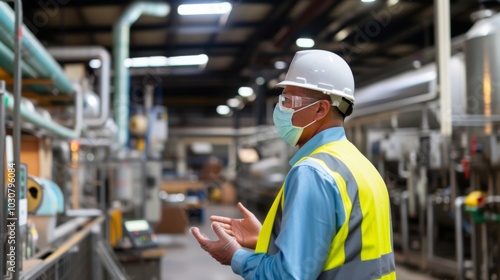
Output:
[123, 54, 208, 68]
[216, 105, 231, 115]
[247, 94, 256, 102]
[178, 2, 232, 15]
[168, 54, 208, 66]
[238, 87, 253, 97]
[89, 59, 101, 69]
[388, 0, 399, 5]
[255, 77, 265, 85]
[335, 29, 350, 41]
[227, 98, 241, 108]
[361, 0, 376, 2]
[274, 61, 287, 70]
[191, 142, 213, 154]
[296, 38, 315, 48]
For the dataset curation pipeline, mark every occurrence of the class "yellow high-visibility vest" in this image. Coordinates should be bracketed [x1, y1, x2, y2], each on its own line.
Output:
[255, 140, 396, 279]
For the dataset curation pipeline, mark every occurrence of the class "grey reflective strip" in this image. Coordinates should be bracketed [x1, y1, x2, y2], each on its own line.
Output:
[317, 252, 396, 280]
[268, 200, 282, 255]
[309, 153, 362, 261]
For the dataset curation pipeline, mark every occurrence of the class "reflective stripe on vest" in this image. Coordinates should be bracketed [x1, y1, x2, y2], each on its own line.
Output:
[254, 140, 395, 279]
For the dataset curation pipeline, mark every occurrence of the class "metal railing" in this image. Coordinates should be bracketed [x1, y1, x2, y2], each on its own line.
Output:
[19, 216, 128, 280]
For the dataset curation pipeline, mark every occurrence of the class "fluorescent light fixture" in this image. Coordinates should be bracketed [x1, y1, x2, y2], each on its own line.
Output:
[361, 0, 376, 2]
[168, 54, 208, 66]
[89, 59, 101, 69]
[178, 2, 232, 15]
[296, 38, 315, 48]
[274, 61, 287, 70]
[191, 142, 213, 154]
[388, 0, 399, 5]
[216, 105, 231, 115]
[123, 54, 208, 68]
[238, 87, 253, 97]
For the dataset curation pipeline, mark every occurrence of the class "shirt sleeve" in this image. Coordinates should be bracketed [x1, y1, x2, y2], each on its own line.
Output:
[231, 160, 345, 279]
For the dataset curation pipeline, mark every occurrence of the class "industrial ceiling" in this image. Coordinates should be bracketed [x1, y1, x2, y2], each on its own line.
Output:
[17, 0, 483, 126]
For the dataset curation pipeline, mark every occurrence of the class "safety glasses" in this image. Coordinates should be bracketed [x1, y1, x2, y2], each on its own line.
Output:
[278, 94, 320, 110]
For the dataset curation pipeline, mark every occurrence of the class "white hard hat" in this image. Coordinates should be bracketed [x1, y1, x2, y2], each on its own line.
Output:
[277, 50, 355, 102]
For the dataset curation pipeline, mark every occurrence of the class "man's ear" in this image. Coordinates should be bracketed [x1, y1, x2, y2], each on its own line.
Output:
[315, 100, 330, 119]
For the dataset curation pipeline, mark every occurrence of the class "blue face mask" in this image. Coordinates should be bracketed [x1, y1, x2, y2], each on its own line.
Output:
[273, 101, 319, 146]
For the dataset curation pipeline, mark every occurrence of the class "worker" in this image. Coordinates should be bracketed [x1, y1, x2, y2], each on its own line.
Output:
[191, 49, 396, 279]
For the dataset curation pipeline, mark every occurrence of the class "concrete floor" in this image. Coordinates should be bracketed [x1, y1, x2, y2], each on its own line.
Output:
[159, 204, 440, 280]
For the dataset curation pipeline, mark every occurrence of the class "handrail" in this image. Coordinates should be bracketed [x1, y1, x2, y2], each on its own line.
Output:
[20, 216, 105, 279]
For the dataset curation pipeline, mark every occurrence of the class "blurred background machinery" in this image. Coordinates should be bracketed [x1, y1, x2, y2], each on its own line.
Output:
[342, 3, 500, 279]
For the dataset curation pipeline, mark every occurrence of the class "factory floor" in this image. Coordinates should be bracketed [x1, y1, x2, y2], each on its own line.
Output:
[158, 204, 440, 280]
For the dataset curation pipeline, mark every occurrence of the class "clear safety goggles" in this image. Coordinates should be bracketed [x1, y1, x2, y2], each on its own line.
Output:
[278, 94, 320, 110]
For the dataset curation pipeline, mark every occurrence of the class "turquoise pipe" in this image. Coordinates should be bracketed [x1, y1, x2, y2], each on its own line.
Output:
[113, 2, 170, 150]
[0, 41, 49, 93]
[0, 2, 74, 95]
[0, 41, 38, 77]
[4, 91, 78, 139]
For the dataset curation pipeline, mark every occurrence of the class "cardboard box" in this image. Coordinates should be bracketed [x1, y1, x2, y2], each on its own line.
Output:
[155, 204, 188, 234]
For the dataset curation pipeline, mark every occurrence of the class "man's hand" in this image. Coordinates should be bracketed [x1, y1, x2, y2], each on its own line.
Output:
[190, 223, 242, 265]
[210, 202, 262, 249]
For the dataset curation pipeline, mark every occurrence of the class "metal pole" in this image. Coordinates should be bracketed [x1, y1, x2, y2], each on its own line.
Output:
[434, 0, 452, 136]
[427, 195, 434, 268]
[455, 196, 465, 280]
[0, 80, 6, 279]
[13, 0, 23, 278]
[400, 191, 409, 260]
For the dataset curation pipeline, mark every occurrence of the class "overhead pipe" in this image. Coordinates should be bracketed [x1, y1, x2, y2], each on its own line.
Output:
[0, 41, 53, 94]
[48, 46, 111, 127]
[0, 41, 38, 77]
[3, 90, 81, 139]
[0, 2, 74, 95]
[435, 0, 452, 137]
[113, 2, 170, 150]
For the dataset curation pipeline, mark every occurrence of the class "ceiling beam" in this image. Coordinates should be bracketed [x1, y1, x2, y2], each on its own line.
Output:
[273, 0, 335, 49]
[229, 0, 297, 73]
[38, 21, 259, 34]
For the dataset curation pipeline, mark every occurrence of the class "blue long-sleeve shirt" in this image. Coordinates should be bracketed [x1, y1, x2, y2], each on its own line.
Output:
[231, 127, 348, 279]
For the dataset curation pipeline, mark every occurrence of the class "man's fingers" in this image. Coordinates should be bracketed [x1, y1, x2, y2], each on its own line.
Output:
[237, 202, 253, 218]
[215, 222, 231, 231]
[211, 222, 232, 241]
[210, 215, 232, 224]
[190, 227, 211, 250]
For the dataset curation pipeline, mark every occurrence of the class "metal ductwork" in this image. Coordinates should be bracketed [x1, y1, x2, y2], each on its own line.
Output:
[113, 2, 170, 151]
[48, 46, 111, 127]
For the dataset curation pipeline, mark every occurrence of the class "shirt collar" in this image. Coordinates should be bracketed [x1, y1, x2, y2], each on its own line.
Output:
[289, 126, 347, 166]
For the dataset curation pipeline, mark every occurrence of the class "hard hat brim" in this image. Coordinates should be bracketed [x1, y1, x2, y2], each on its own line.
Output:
[276, 80, 355, 102]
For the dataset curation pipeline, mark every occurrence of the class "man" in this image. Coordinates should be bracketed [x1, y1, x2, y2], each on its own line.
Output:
[191, 50, 396, 279]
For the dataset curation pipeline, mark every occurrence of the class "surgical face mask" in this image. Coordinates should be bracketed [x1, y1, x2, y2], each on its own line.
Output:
[273, 100, 319, 146]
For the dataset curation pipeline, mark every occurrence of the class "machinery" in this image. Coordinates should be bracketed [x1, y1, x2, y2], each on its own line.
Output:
[344, 4, 500, 279]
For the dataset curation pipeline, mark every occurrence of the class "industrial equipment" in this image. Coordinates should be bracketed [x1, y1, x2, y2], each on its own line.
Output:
[344, 4, 500, 279]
